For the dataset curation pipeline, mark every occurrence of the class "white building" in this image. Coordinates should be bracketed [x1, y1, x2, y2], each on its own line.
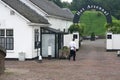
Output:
[0, 0, 73, 59]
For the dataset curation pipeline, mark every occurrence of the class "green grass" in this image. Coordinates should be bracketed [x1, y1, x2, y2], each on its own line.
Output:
[80, 10, 107, 36]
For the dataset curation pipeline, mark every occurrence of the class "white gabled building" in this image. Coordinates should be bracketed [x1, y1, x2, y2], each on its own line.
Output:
[0, 0, 73, 59]
[21, 0, 73, 31]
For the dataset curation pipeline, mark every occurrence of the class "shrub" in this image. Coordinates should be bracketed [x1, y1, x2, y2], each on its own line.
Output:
[59, 46, 70, 59]
[68, 23, 85, 36]
[105, 20, 120, 34]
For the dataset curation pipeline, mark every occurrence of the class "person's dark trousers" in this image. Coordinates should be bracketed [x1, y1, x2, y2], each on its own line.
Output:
[69, 50, 76, 61]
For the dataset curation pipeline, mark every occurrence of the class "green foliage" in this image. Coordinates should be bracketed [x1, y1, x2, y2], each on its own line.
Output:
[105, 20, 120, 34]
[59, 46, 70, 59]
[68, 23, 85, 35]
[80, 11, 106, 36]
[70, 0, 87, 11]
[92, 0, 120, 19]
[62, 2, 71, 8]
[62, 46, 69, 52]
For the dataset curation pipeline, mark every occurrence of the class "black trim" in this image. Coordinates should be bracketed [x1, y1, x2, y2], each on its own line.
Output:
[41, 27, 67, 34]
[106, 49, 119, 52]
[40, 27, 42, 56]
[41, 27, 65, 59]
[55, 34, 57, 58]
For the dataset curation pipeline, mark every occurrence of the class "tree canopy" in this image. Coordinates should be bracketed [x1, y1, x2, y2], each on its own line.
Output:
[105, 20, 120, 34]
[50, 0, 120, 20]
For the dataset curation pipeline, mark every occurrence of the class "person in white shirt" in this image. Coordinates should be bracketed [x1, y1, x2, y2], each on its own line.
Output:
[68, 38, 76, 61]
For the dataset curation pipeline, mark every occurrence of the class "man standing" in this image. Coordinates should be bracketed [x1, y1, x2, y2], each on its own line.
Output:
[68, 38, 77, 61]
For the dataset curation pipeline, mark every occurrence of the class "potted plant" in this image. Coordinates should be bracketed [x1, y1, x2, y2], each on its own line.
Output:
[59, 46, 70, 59]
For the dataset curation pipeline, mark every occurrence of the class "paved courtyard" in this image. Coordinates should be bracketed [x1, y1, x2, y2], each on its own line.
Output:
[0, 39, 120, 80]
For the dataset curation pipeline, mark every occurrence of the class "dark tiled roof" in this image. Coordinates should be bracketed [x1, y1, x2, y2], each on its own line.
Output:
[2, 0, 49, 24]
[30, 0, 74, 21]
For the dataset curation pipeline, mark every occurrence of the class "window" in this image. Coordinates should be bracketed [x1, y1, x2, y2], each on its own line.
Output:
[73, 34, 78, 39]
[0, 29, 5, 36]
[6, 37, 14, 50]
[0, 29, 14, 50]
[6, 29, 13, 36]
[34, 29, 39, 49]
[107, 35, 112, 39]
[0, 37, 5, 48]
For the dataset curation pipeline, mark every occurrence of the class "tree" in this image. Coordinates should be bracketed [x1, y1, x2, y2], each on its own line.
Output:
[62, 2, 71, 8]
[49, 0, 63, 8]
[69, 0, 120, 20]
[70, 0, 83, 10]
[68, 23, 85, 36]
[92, 0, 120, 20]
[105, 20, 120, 34]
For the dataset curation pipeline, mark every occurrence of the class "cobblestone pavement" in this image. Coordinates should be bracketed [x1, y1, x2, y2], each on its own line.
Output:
[0, 39, 120, 80]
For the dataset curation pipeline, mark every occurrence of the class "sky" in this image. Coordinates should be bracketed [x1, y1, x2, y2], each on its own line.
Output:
[61, 0, 72, 3]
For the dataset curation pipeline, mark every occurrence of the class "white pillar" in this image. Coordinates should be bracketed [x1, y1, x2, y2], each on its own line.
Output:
[48, 46, 52, 59]
[38, 48, 42, 63]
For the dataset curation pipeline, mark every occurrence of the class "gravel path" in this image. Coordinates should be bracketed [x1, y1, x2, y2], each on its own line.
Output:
[0, 39, 120, 80]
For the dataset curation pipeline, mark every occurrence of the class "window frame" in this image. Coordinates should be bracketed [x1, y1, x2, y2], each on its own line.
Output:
[0, 29, 14, 50]
[34, 29, 39, 49]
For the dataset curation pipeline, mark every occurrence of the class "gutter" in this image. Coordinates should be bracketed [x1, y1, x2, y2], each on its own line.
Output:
[28, 22, 51, 27]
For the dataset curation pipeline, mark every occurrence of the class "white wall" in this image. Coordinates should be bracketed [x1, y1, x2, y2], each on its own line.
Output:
[48, 17, 73, 31]
[64, 32, 79, 49]
[0, 1, 34, 59]
[112, 34, 120, 49]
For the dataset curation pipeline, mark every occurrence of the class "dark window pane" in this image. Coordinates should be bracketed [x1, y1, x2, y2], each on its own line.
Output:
[73, 34, 78, 39]
[0, 37, 5, 48]
[6, 29, 13, 36]
[0, 29, 14, 50]
[107, 35, 112, 39]
[0, 29, 5, 36]
[6, 37, 14, 50]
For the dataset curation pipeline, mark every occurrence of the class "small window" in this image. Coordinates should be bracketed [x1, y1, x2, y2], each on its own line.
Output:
[0, 29, 5, 36]
[6, 29, 13, 36]
[107, 35, 112, 39]
[73, 34, 78, 39]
